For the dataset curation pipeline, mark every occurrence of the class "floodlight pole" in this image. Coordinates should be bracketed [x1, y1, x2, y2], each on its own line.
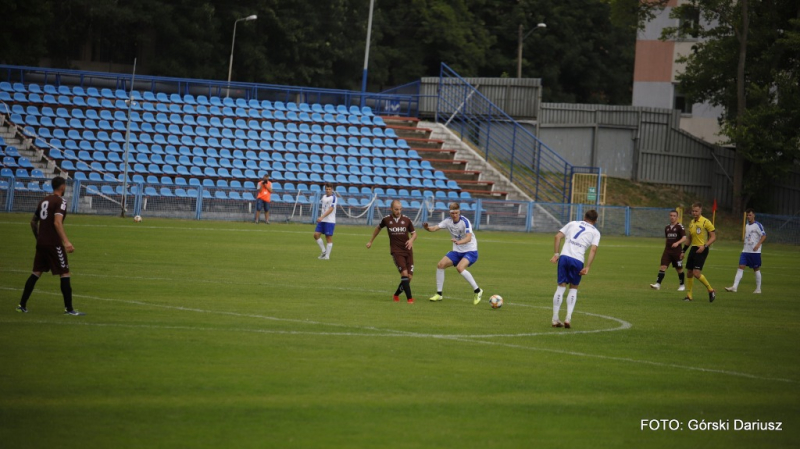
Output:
[360, 0, 376, 108]
[517, 23, 546, 78]
[226, 15, 257, 98]
[121, 58, 137, 218]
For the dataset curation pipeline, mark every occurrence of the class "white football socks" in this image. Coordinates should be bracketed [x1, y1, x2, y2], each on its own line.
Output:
[732, 268, 744, 289]
[553, 286, 566, 321]
[436, 268, 445, 292]
[460, 269, 479, 290]
[755, 270, 762, 290]
[326, 243, 333, 257]
[316, 238, 326, 252]
[565, 288, 578, 323]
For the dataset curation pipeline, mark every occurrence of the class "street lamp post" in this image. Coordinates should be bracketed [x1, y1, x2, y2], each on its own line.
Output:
[517, 22, 546, 78]
[121, 58, 137, 218]
[226, 14, 257, 98]
[360, 0, 377, 108]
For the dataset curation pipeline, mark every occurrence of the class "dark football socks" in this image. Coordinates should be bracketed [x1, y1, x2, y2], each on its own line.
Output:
[401, 277, 412, 300]
[20, 273, 40, 308]
[61, 277, 73, 311]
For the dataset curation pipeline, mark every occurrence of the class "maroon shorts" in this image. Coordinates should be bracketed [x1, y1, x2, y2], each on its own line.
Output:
[660, 249, 683, 269]
[392, 252, 414, 274]
[33, 244, 70, 275]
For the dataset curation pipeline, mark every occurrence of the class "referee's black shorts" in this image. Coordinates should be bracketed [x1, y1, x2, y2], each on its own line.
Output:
[685, 246, 710, 271]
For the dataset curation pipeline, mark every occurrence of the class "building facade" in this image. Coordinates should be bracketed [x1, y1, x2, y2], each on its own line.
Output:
[632, 0, 724, 144]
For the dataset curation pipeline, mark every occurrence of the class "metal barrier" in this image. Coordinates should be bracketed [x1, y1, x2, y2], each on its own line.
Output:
[0, 64, 419, 118]
[5, 175, 746, 239]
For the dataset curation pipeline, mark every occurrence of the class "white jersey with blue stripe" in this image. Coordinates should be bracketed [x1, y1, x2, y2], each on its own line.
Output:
[743, 221, 766, 253]
[437, 216, 478, 253]
[319, 194, 337, 223]
[558, 220, 601, 263]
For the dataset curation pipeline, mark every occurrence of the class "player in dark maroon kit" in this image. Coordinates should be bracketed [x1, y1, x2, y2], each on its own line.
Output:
[16, 176, 85, 315]
[650, 209, 688, 292]
[366, 200, 418, 303]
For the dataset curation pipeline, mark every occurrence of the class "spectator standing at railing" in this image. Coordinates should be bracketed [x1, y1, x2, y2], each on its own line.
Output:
[255, 173, 272, 224]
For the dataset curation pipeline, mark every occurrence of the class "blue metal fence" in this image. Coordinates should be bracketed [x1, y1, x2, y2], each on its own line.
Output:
[0, 64, 419, 118]
[2, 176, 709, 238]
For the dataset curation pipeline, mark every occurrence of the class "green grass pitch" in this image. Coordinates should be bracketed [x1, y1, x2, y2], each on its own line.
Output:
[1, 213, 798, 448]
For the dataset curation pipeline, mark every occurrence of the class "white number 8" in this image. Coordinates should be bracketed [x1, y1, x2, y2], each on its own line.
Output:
[39, 201, 49, 220]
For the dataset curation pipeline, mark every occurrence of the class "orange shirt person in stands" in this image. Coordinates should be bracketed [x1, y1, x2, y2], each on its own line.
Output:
[255, 174, 273, 224]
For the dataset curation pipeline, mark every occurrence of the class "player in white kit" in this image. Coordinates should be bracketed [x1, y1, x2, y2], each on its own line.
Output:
[314, 183, 337, 260]
[422, 202, 484, 305]
[550, 210, 601, 328]
[725, 209, 767, 293]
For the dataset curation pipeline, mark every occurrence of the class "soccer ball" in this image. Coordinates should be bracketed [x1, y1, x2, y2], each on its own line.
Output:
[133, 215, 142, 223]
[489, 295, 503, 309]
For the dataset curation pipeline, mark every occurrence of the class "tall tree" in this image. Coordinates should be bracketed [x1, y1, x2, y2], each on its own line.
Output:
[1, 0, 642, 105]
[0, 0, 53, 65]
[664, 0, 800, 212]
[368, 0, 494, 90]
[475, 0, 639, 104]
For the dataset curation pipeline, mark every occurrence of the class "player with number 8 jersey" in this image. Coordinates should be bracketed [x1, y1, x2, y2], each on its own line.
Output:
[549, 210, 601, 328]
[16, 176, 85, 315]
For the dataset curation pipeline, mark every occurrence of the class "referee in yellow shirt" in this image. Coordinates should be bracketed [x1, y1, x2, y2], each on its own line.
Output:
[684, 202, 717, 302]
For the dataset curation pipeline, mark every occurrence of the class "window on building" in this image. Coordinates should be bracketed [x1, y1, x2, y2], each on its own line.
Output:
[678, 6, 701, 39]
[673, 85, 692, 114]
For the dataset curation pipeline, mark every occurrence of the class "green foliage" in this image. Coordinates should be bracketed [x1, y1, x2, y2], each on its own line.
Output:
[476, 0, 638, 104]
[604, 0, 669, 32]
[1, 0, 639, 105]
[663, 0, 800, 208]
[0, 0, 53, 65]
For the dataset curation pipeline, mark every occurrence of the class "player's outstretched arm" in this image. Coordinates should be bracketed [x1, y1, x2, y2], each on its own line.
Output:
[366, 226, 381, 249]
[317, 207, 334, 223]
[423, 222, 439, 232]
[550, 232, 564, 263]
[706, 229, 717, 247]
[672, 235, 688, 248]
[754, 233, 767, 252]
[579, 245, 598, 275]
[453, 232, 472, 245]
[406, 230, 417, 249]
[30, 217, 38, 239]
[54, 214, 74, 253]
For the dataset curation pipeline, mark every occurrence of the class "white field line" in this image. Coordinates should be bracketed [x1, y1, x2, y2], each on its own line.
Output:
[0, 220, 730, 248]
[0, 286, 624, 337]
[1, 287, 795, 383]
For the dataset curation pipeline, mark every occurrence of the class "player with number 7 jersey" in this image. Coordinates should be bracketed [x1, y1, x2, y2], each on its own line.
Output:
[549, 210, 601, 329]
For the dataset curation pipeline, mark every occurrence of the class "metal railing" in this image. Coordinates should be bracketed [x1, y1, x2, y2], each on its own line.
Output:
[8, 176, 773, 240]
[435, 63, 598, 204]
[0, 64, 419, 117]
